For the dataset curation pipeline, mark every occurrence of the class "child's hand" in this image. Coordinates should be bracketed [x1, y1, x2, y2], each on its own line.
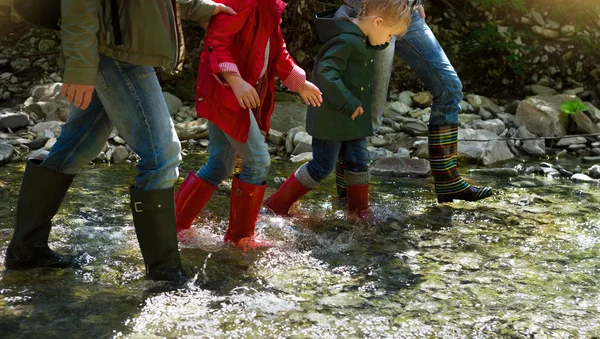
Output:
[297, 81, 323, 107]
[351, 106, 364, 120]
[223, 74, 260, 109]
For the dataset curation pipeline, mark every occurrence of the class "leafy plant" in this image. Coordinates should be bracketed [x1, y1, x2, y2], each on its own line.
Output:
[560, 100, 589, 115]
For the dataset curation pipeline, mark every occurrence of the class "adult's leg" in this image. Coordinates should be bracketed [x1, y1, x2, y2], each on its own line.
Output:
[5, 74, 113, 270]
[93, 55, 185, 281]
[395, 11, 493, 202]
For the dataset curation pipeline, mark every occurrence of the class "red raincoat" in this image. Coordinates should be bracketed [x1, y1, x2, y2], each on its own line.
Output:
[195, 0, 306, 143]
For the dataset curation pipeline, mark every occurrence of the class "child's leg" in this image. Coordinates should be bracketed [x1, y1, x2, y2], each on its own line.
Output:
[335, 145, 348, 200]
[220, 112, 270, 246]
[265, 137, 341, 216]
[341, 138, 370, 219]
[175, 122, 236, 232]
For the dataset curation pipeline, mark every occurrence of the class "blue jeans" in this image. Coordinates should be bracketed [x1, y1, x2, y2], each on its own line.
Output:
[196, 111, 270, 186]
[371, 10, 462, 129]
[42, 54, 182, 191]
[307, 137, 369, 183]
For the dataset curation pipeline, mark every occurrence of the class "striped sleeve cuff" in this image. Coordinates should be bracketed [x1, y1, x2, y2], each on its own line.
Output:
[214, 62, 241, 86]
[282, 65, 306, 92]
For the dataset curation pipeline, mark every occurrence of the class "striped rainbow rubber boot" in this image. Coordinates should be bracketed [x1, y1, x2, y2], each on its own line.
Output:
[428, 124, 493, 203]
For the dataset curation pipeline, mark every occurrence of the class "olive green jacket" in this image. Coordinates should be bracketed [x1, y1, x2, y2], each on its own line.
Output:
[306, 7, 384, 141]
[61, 0, 216, 85]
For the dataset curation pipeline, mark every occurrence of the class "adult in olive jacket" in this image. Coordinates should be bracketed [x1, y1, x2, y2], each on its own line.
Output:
[306, 7, 384, 141]
[4, 0, 234, 283]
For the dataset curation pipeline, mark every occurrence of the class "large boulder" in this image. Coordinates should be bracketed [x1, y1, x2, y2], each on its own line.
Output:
[515, 95, 573, 137]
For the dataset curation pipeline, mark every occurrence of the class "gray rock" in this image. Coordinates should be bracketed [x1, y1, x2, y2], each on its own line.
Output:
[43, 137, 57, 151]
[0, 111, 30, 130]
[465, 94, 501, 114]
[481, 140, 515, 166]
[10, 58, 31, 71]
[458, 114, 482, 124]
[588, 165, 600, 179]
[32, 121, 63, 137]
[370, 157, 431, 178]
[27, 148, 49, 161]
[517, 126, 546, 155]
[369, 136, 387, 147]
[515, 95, 574, 137]
[174, 118, 209, 140]
[293, 131, 312, 147]
[286, 126, 304, 154]
[556, 136, 587, 146]
[527, 84, 557, 96]
[570, 173, 598, 182]
[270, 102, 308, 133]
[113, 136, 126, 145]
[398, 91, 414, 107]
[111, 146, 130, 164]
[290, 152, 312, 163]
[24, 98, 70, 122]
[532, 26, 559, 39]
[531, 9, 545, 26]
[396, 147, 410, 158]
[472, 119, 506, 135]
[469, 168, 519, 177]
[459, 100, 470, 112]
[199, 139, 209, 148]
[583, 156, 600, 163]
[38, 39, 56, 52]
[572, 111, 600, 135]
[268, 129, 285, 145]
[478, 107, 494, 120]
[377, 126, 395, 135]
[497, 113, 516, 126]
[585, 102, 600, 123]
[457, 129, 499, 161]
[94, 152, 107, 162]
[389, 101, 411, 115]
[292, 142, 312, 156]
[590, 148, 600, 156]
[413, 91, 433, 108]
[163, 92, 183, 116]
[413, 139, 428, 159]
[30, 83, 63, 101]
[0, 143, 15, 166]
[567, 144, 587, 151]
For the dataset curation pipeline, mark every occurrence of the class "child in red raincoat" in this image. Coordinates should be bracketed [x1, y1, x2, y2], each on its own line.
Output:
[175, 0, 322, 248]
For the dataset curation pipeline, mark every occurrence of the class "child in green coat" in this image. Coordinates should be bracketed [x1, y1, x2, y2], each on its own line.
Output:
[265, 0, 411, 219]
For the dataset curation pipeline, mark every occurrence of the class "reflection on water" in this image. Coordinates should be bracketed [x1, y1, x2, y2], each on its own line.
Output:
[1, 153, 599, 338]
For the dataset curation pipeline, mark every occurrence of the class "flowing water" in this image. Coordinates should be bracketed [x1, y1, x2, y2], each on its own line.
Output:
[0, 153, 599, 338]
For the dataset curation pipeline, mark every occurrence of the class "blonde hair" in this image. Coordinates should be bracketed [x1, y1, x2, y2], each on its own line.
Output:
[358, 0, 412, 26]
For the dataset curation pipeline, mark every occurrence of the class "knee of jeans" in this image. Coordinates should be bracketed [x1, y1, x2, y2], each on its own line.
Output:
[243, 153, 271, 179]
[434, 75, 463, 107]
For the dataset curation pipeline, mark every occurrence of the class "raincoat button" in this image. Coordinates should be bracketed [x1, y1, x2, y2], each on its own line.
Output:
[208, 46, 213, 52]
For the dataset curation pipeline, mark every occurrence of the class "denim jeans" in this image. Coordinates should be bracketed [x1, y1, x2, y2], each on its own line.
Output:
[42, 54, 182, 191]
[371, 10, 462, 129]
[306, 137, 369, 183]
[196, 111, 270, 186]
